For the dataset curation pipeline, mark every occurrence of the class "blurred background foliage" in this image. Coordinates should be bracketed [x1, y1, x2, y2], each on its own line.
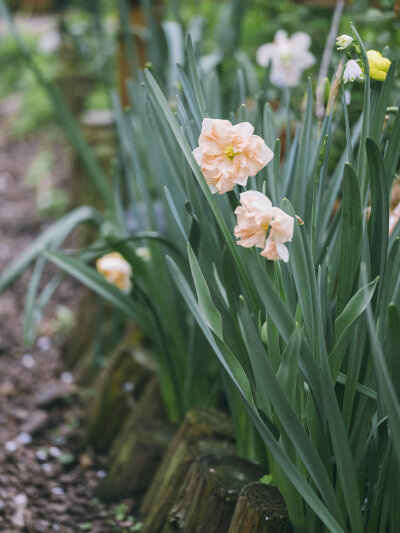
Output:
[2, 0, 399, 122]
[2, 0, 398, 189]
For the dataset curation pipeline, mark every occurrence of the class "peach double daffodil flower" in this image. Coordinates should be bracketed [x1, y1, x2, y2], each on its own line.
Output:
[367, 50, 391, 82]
[193, 118, 273, 194]
[96, 252, 132, 293]
[234, 191, 294, 262]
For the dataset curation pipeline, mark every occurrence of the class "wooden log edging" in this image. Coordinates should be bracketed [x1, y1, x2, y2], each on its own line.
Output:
[99, 416, 176, 501]
[228, 482, 291, 533]
[140, 408, 236, 533]
[162, 455, 267, 533]
[83, 345, 154, 453]
[99, 376, 174, 500]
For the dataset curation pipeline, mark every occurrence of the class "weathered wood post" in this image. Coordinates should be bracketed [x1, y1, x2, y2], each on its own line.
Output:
[140, 409, 236, 533]
[99, 376, 175, 500]
[83, 344, 154, 453]
[228, 482, 291, 533]
[162, 455, 267, 533]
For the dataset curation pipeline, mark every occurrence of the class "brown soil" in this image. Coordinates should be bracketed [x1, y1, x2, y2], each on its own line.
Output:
[0, 99, 140, 532]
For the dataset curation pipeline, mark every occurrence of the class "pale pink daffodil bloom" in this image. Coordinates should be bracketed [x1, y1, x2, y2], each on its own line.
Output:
[234, 190, 294, 262]
[193, 118, 273, 194]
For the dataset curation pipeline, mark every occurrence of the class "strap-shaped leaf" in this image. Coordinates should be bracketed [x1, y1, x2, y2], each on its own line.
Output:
[144, 69, 259, 311]
[336, 163, 362, 316]
[362, 269, 400, 469]
[367, 137, 389, 304]
[42, 250, 149, 335]
[370, 60, 396, 143]
[0, 206, 103, 292]
[187, 244, 223, 338]
[331, 277, 378, 376]
[186, 34, 208, 119]
[166, 254, 346, 533]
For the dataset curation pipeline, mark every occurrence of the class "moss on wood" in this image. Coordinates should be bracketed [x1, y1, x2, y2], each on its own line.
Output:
[162, 455, 267, 533]
[228, 482, 291, 533]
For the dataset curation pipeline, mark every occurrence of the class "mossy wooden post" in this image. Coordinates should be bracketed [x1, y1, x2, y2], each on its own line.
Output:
[99, 376, 175, 500]
[140, 409, 236, 533]
[83, 345, 154, 453]
[228, 482, 291, 533]
[162, 455, 267, 533]
[99, 418, 175, 501]
[63, 291, 97, 369]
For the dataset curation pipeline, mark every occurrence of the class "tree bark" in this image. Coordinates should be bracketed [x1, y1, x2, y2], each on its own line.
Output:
[140, 409, 236, 533]
[162, 455, 267, 533]
[228, 482, 291, 533]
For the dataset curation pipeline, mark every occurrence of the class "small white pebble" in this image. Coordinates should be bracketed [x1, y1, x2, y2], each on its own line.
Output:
[16, 432, 32, 445]
[22, 354, 35, 368]
[41, 463, 53, 473]
[53, 525, 60, 531]
[49, 446, 61, 458]
[5, 441, 19, 452]
[37, 336, 52, 351]
[36, 450, 47, 461]
[265, 516, 269, 521]
[60, 372, 74, 384]
[13, 493, 28, 506]
[96, 470, 106, 479]
[123, 381, 135, 392]
[51, 487, 64, 496]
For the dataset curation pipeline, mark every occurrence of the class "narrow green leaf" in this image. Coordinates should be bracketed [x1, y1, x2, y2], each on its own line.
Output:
[186, 34, 208, 119]
[336, 163, 362, 316]
[187, 244, 223, 338]
[144, 69, 259, 311]
[167, 255, 346, 533]
[0, 207, 103, 292]
[42, 249, 149, 334]
[367, 137, 389, 303]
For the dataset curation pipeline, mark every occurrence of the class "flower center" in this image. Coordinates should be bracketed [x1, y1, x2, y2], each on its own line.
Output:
[224, 146, 240, 160]
[262, 222, 270, 234]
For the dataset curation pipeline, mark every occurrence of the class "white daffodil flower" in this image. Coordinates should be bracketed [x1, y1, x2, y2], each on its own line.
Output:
[343, 60, 364, 83]
[256, 30, 315, 88]
[336, 34, 353, 50]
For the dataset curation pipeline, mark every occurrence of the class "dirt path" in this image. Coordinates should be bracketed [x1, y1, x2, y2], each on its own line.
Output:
[0, 99, 139, 532]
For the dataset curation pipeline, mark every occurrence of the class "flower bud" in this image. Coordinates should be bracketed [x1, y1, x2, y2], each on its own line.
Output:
[336, 34, 353, 50]
[96, 252, 132, 293]
[367, 50, 391, 81]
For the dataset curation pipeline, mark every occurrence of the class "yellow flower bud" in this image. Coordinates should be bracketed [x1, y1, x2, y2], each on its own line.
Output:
[367, 50, 391, 81]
